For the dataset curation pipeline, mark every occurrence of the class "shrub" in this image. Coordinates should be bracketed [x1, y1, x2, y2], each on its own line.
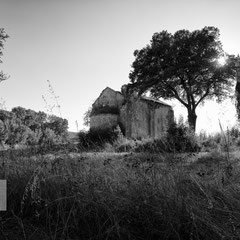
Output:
[166, 122, 200, 152]
[199, 133, 221, 151]
[133, 123, 200, 153]
[197, 128, 239, 152]
[229, 125, 240, 139]
[134, 138, 166, 153]
[0, 107, 69, 149]
[78, 126, 121, 151]
[114, 138, 140, 152]
[236, 137, 240, 147]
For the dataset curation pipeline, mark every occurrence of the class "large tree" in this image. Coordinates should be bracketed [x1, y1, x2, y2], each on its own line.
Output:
[127, 26, 236, 132]
[232, 55, 240, 121]
[0, 28, 9, 82]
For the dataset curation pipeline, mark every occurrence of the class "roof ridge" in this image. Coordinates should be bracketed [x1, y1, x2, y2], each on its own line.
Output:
[140, 96, 171, 107]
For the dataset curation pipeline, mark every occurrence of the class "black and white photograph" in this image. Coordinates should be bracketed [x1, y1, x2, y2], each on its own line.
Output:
[1, 0, 240, 239]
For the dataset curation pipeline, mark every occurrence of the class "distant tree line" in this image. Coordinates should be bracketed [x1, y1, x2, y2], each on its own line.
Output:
[0, 106, 68, 149]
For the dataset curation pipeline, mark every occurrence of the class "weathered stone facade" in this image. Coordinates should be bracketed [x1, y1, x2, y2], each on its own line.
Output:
[90, 87, 174, 139]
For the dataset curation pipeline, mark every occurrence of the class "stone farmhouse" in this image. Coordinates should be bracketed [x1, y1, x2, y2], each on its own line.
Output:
[90, 87, 174, 139]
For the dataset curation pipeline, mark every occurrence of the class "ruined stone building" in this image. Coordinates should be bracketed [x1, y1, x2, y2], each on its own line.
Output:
[90, 87, 174, 139]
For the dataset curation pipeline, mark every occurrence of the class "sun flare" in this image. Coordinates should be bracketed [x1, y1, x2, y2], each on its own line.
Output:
[217, 56, 226, 66]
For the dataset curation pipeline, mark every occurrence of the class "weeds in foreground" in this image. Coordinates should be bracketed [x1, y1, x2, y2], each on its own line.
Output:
[78, 123, 200, 153]
[42, 80, 62, 117]
[0, 148, 240, 239]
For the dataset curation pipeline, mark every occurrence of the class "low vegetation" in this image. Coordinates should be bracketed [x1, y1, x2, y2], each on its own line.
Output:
[1, 147, 240, 239]
[0, 122, 239, 239]
[78, 126, 121, 151]
[78, 122, 200, 153]
[0, 107, 69, 150]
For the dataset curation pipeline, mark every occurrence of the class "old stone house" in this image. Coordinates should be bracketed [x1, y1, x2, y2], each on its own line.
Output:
[90, 87, 174, 139]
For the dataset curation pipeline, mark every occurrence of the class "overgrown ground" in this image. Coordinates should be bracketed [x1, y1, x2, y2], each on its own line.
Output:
[1, 146, 240, 239]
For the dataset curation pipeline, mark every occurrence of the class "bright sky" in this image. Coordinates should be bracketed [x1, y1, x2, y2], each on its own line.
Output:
[0, 0, 240, 133]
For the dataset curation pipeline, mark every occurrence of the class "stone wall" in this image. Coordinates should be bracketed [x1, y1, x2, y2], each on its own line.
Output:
[129, 99, 150, 139]
[90, 87, 124, 130]
[153, 106, 173, 138]
[90, 87, 174, 139]
[120, 98, 174, 139]
[92, 87, 124, 109]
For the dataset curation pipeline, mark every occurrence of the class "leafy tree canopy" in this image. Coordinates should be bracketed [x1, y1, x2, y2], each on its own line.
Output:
[0, 28, 9, 82]
[127, 26, 237, 131]
[0, 107, 69, 148]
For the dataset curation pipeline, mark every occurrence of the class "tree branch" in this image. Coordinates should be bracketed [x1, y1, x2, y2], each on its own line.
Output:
[167, 84, 188, 107]
[195, 89, 210, 107]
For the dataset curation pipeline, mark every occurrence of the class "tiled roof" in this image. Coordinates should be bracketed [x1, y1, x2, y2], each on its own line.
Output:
[93, 87, 172, 108]
[140, 96, 172, 107]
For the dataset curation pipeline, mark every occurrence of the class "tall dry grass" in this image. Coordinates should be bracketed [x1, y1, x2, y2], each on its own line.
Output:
[0, 146, 240, 239]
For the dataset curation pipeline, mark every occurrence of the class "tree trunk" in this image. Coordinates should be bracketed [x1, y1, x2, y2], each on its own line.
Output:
[235, 81, 240, 121]
[187, 109, 197, 132]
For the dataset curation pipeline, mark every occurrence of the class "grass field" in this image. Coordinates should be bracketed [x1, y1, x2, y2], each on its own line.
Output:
[0, 147, 240, 239]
